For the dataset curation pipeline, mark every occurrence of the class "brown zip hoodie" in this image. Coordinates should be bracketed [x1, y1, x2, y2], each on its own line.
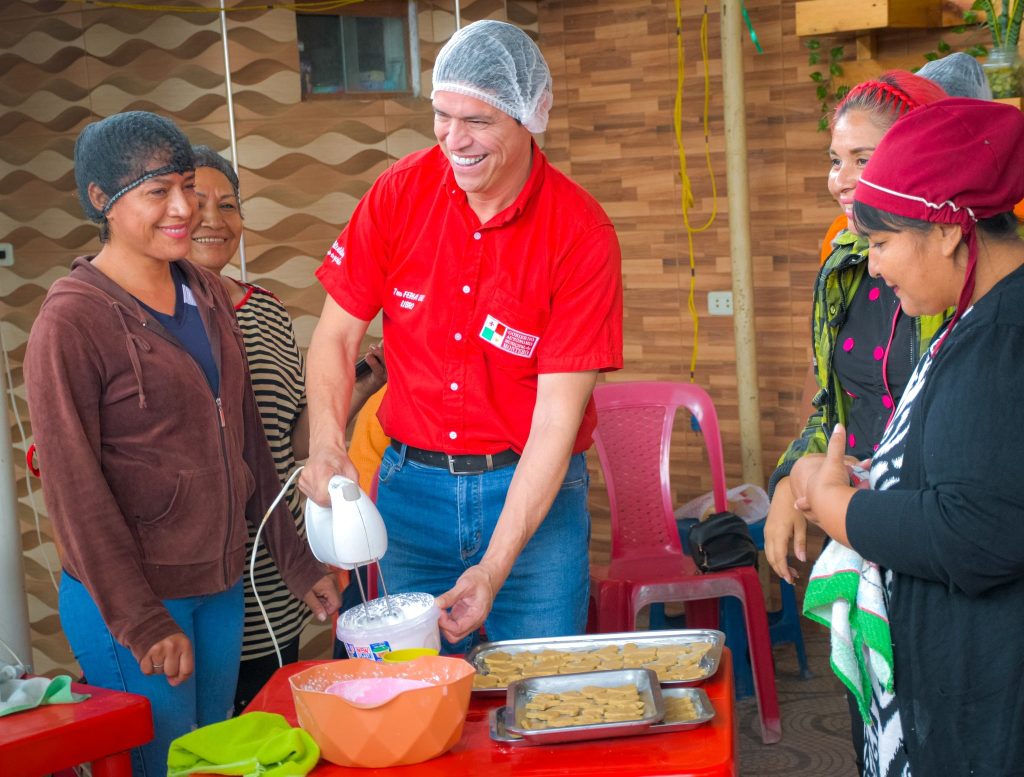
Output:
[24, 257, 325, 661]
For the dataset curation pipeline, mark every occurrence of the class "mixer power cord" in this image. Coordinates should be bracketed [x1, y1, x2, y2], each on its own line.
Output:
[251, 465, 306, 669]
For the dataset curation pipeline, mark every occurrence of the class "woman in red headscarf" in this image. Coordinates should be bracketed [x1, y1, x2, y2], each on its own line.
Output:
[793, 98, 1024, 777]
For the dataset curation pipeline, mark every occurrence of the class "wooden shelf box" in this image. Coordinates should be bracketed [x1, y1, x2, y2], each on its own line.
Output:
[795, 0, 942, 37]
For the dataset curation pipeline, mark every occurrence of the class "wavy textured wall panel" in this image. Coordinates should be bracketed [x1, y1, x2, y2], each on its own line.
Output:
[1, 0, 508, 677]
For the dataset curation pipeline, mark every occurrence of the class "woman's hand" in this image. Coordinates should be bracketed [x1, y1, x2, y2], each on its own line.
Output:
[790, 453, 826, 505]
[362, 342, 387, 388]
[301, 574, 341, 623]
[794, 425, 858, 545]
[142, 632, 193, 686]
[763, 477, 807, 584]
[347, 342, 387, 424]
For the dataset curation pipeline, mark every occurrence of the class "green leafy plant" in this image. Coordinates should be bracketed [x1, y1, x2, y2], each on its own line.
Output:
[807, 39, 849, 132]
[917, 28, 987, 72]
[971, 0, 1024, 50]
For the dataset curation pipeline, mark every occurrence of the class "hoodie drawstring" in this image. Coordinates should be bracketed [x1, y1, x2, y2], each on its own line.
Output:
[112, 302, 150, 409]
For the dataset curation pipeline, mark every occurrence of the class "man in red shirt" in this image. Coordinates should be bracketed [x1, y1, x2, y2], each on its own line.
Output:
[301, 20, 622, 651]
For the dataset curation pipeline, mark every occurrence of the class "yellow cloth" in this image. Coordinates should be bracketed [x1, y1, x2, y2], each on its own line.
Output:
[349, 386, 390, 496]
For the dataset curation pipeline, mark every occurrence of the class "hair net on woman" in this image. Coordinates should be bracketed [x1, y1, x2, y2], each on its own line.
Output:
[192, 144, 242, 215]
[431, 20, 553, 133]
[917, 52, 993, 100]
[74, 111, 194, 240]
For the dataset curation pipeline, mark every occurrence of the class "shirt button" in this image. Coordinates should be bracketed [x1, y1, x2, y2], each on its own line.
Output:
[473, 232, 482, 240]
[450, 382, 459, 391]
[454, 332, 463, 341]
[449, 431, 458, 440]
[462, 285, 471, 294]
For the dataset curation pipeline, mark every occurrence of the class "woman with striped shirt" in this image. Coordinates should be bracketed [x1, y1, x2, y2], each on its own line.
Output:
[188, 146, 385, 712]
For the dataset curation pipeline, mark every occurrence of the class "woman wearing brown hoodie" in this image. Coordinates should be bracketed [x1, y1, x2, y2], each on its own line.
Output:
[24, 111, 338, 776]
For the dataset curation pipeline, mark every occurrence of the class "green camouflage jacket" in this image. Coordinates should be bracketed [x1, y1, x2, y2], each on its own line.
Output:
[768, 230, 948, 496]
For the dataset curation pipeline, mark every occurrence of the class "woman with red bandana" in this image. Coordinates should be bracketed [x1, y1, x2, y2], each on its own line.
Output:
[795, 98, 1024, 777]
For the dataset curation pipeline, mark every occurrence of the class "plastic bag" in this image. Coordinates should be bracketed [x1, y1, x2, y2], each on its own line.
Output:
[674, 483, 770, 525]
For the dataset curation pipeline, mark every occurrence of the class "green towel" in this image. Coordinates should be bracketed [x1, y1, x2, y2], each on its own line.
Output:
[167, 711, 320, 777]
[803, 540, 894, 722]
[0, 674, 90, 717]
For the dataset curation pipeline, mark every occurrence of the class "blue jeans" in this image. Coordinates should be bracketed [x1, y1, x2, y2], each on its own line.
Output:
[59, 573, 243, 777]
[376, 447, 591, 654]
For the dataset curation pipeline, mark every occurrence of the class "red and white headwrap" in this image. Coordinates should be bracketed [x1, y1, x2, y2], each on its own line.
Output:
[854, 97, 1024, 350]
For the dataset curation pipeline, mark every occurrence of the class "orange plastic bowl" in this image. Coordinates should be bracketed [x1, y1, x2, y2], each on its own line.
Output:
[289, 656, 476, 768]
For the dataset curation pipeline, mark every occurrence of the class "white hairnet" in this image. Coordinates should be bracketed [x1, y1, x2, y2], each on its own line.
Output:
[917, 53, 992, 100]
[431, 20, 553, 133]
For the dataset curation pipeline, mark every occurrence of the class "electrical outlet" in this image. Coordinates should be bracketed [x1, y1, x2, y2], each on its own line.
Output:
[0, 243, 12, 268]
[708, 290, 733, 316]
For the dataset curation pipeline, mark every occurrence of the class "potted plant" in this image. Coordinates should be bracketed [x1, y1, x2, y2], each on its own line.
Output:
[973, 0, 1024, 97]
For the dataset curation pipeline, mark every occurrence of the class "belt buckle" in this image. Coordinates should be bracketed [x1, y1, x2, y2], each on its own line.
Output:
[447, 454, 493, 475]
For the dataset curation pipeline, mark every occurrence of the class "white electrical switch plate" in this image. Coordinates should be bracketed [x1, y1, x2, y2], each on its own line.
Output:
[708, 290, 733, 316]
[0, 243, 11, 268]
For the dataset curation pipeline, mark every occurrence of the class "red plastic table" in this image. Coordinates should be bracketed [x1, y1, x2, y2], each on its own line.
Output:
[246, 648, 737, 777]
[0, 680, 153, 777]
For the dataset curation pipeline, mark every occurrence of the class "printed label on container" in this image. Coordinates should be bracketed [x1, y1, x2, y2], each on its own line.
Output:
[344, 640, 393, 662]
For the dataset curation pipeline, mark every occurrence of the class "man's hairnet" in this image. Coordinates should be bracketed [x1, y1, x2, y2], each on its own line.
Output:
[917, 52, 992, 100]
[431, 20, 553, 133]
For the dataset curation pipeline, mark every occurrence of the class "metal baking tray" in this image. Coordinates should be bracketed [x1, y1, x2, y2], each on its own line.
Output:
[468, 629, 723, 695]
[489, 705, 530, 746]
[502, 668, 664, 744]
[648, 687, 715, 732]
[488, 688, 714, 747]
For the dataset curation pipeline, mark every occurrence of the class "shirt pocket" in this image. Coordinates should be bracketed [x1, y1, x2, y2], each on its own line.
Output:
[131, 465, 225, 566]
[474, 287, 549, 375]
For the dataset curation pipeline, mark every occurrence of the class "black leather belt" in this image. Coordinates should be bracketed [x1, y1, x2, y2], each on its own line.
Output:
[390, 440, 520, 475]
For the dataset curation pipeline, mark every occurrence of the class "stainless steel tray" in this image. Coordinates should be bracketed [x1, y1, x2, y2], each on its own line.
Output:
[468, 629, 723, 695]
[489, 705, 530, 746]
[488, 689, 714, 747]
[648, 687, 715, 732]
[500, 668, 664, 745]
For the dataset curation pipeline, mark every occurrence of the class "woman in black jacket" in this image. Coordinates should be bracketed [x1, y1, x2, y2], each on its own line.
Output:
[794, 98, 1024, 777]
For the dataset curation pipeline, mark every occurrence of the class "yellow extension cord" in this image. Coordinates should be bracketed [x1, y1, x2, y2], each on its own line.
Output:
[674, 0, 718, 381]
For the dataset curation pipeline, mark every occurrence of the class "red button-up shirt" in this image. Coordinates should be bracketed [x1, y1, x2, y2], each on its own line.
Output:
[317, 144, 622, 455]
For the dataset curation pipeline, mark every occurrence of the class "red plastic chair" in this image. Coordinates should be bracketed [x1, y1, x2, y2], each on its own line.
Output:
[588, 381, 782, 744]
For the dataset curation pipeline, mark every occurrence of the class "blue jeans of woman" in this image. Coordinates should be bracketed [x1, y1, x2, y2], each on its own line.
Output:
[376, 446, 591, 654]
[59, 573, 243, 777]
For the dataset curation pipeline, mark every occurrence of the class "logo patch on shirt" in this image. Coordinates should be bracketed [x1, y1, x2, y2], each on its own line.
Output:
[479, 315, 539, 358]
[327, 240, 345, 265]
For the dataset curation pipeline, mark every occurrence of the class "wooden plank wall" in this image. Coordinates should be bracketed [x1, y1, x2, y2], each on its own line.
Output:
[0, 0, 970, 674]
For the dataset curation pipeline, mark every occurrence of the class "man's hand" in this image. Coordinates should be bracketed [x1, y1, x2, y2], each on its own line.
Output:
[298, 446, 360, 507]
[141, 632, 193, 687]
[304, 297, 372, 504]
[763, 477, 807, 585]
[302, 573, 341, 623]
[435, 563, 501, 643]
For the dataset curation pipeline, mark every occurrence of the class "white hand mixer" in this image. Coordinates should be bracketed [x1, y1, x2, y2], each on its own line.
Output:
[252, 470, 399, 668]
[304, 474, 397, 615]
